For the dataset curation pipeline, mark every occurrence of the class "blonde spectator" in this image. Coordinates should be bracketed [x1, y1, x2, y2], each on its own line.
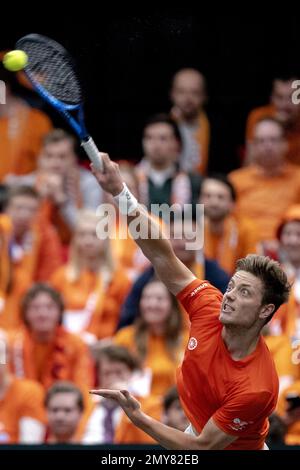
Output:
[114, 280, 189, 397]
[50, 210, 131, 342]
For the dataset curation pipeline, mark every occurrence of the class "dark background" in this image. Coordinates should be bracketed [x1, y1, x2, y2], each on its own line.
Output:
[1, 13, 300, 173]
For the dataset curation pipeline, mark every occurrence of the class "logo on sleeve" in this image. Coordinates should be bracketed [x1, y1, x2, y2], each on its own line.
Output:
[190, 283, 209, 297]
[229, 418, 253, 431]
[188, 337, 198, 350]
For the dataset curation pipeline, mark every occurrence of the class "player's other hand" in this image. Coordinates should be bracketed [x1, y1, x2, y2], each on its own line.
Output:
[90, 388, 142, 422]
[90, 153, 124, 196]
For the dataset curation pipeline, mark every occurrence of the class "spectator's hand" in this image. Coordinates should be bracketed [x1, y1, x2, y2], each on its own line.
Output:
[39, 173, 67, 205]
[90, 153, 124, 196]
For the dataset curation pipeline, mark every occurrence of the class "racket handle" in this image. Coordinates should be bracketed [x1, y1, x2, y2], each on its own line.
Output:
[81, 137, 103, 171]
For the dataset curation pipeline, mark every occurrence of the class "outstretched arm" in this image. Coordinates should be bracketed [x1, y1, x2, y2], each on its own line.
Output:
[90, 389, 237, 450]
[91, 154, 195, 295]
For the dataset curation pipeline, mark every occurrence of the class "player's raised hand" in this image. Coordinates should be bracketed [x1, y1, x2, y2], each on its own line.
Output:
[90, 153, 124, 196]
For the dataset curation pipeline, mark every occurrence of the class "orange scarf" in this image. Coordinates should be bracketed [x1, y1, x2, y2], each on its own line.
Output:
[194, 111, 210, 175]
[11, 326, 76, 389]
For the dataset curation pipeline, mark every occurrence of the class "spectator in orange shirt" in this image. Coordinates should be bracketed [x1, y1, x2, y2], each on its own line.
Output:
[229, 118, 300, 244]
[200, 174, 259, 274]
[246, 75, 300, 166]
[0, 212, 31, 331]
[268, 205, 300, 342]
[91, 152, 290, 450]
[114, 280, 189, 397]
[262, 324, 298, 393]
[45, 381, 85, 444]
[170, 68, 210, 175]
[9, 283, 94, 391]
[0, 64, 52, 181]
[50, 210, 131, 343]
[6, 129, 103, 245]
[0, 329, 45, 443]
[276, 381, 300, 445]
[4, 185, 63, 282]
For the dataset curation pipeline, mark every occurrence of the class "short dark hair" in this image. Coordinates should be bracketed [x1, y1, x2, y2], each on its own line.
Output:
[143, 113, 182, 147]
[236, 255, 291, 324]
[163, 386, 180, 412]
[203, 173, 237, 202]
[7, 185, 40, 205]
[94, 344, 140, 371]
[21, 283, 64, 325]
[43, 128, 77, 150]
[45, 381, 84, 412]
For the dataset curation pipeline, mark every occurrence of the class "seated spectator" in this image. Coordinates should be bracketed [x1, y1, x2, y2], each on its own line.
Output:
[136, 114, 201, 217]
[0, 63, 52, 181]
[114, 280, 189, 397]
[50, 210, 131, 342]
[9, 284, 94, 391]
[269, 205, 300, 341]
[83, 345, 161, 444]
[162, 386, 189, 431]
[170, 68, 210, 174]
[200, 174, 259, 274]
[6, 129, 103, 245]
[262, 324, 298, 393]
[45, 381, 84, 443]
[4, 185, 63, 283]
[0, 329, 45, 443]
[229, 118, 300, 244]
[276, 381, 300, 445]
[246, 75, 300, 166]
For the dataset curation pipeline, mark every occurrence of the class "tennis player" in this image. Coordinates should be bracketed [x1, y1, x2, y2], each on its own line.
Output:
[90, 153, 290, 450]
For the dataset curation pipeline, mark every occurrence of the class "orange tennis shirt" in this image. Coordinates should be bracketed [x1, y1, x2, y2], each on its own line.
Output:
[176, 279, 279, 450]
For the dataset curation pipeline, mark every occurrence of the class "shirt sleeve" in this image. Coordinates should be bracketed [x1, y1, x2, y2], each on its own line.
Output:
[212, 391, 273, 437]
[176, 278, 223, 323]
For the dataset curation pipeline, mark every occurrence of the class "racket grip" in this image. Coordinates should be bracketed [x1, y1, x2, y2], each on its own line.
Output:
[81, 137, 103, 171]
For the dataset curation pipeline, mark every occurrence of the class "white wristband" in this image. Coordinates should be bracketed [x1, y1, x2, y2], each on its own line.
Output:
[113, 183, 138, 215]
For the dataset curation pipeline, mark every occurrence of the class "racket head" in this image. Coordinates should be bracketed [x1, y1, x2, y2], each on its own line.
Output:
[16, 34, 82, 106]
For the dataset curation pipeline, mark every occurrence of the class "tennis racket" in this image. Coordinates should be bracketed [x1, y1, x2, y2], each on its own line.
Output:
[15, 33, 103, 171]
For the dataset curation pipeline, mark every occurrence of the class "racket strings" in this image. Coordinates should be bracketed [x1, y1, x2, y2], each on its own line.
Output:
[18, 40, 82, 105]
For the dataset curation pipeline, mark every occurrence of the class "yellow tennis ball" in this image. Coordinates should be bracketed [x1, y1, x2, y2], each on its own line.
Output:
[3, 50, 28, 72]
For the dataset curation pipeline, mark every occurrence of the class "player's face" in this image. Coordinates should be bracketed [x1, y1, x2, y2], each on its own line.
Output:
[280, 221, 300, 266]
[200, 179, 234, 221]
[25, 293, 61, 334]
[47, 392, 82, 440]
[142, 123, 180, 166]
[140, 281, 173, 327]
[220, 271, 266, 328]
